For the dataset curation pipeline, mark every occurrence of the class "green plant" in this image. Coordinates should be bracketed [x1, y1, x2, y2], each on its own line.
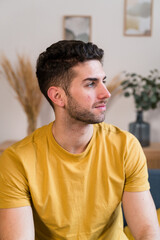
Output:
[121, 69, 160, 111]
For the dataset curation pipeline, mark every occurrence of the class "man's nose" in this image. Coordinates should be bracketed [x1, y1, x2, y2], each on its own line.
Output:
[98, 84, 111, 99]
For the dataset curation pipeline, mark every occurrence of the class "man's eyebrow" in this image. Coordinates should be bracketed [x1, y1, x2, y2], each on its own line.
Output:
[83, 76, 107, 82]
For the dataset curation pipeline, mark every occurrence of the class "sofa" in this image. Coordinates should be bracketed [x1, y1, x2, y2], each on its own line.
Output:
[148, 169, 160, 210]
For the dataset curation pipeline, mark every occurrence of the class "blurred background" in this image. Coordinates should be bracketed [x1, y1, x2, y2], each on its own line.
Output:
[0, 0, 160, 143]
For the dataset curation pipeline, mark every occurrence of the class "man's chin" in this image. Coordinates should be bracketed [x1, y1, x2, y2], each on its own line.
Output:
[86, 115, 106, 124]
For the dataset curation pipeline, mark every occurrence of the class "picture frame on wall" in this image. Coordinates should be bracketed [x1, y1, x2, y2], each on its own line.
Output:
[124, 0, 153, 36]
[63, 15, 91, 42]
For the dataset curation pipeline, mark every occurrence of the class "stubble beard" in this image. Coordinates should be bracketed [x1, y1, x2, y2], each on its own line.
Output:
[66, 94, 106, 124]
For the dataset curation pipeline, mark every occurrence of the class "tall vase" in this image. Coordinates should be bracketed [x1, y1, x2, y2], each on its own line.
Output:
[129, 111, 150, 147]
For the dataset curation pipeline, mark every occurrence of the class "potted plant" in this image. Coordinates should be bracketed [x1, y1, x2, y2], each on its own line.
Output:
[121, 69, 160, 146]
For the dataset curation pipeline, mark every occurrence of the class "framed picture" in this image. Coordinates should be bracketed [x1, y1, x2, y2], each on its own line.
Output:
[124, 0, 153, 36]
[63, 15, 91, 42]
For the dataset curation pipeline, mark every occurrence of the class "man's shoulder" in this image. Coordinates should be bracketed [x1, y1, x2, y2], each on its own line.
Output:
[94, 122, 138, 145]
[3, 122, 53, 156]
[94, 122, 129, 135]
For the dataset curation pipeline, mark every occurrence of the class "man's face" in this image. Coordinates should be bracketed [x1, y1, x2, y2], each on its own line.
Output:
[64, 60, 111, 124]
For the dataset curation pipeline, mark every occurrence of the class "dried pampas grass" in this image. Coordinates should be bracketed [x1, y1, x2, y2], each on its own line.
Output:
[0, 54, 42, 135]
[107, 73, 122, 97]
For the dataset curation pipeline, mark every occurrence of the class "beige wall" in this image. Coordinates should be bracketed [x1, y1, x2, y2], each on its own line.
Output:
[0, 0, 160, 142]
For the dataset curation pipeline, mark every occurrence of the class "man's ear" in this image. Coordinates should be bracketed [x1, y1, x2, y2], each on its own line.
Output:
[47, 86, 65, 107]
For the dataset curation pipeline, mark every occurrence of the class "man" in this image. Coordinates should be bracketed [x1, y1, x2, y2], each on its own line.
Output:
[0, 40, 159, 240]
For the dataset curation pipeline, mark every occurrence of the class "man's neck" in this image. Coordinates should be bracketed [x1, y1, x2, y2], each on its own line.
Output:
[52, 119, 94, 154]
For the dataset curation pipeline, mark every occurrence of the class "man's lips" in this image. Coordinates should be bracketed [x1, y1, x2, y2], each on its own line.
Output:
[95, 106, 106, 111]
[93, 101, 107, 109]
[95, 105, 106, 108]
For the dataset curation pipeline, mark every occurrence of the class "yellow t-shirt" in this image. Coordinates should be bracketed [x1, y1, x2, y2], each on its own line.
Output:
[0, 122, 149, 240]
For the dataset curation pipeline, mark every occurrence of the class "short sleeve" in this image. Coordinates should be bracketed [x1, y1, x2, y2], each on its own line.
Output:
[124, 133, 150, 192]
[0, 148, 31, 208]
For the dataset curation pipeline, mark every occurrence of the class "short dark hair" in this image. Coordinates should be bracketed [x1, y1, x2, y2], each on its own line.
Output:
[36, 40, 104, 107]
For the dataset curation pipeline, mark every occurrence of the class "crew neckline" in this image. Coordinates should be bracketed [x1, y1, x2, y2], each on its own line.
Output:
[48, 122, 97, 160]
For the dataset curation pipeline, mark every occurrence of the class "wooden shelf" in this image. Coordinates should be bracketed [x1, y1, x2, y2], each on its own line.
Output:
[143, 143, 160, 169]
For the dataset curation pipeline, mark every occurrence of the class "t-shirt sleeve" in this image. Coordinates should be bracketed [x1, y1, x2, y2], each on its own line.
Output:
[124, 133, 150, 192]
[0, 147, 31, 208]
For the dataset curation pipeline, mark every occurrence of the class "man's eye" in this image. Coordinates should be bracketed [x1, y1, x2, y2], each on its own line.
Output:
[103, 80, 107, 85]
[87, 82, 95, 87]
